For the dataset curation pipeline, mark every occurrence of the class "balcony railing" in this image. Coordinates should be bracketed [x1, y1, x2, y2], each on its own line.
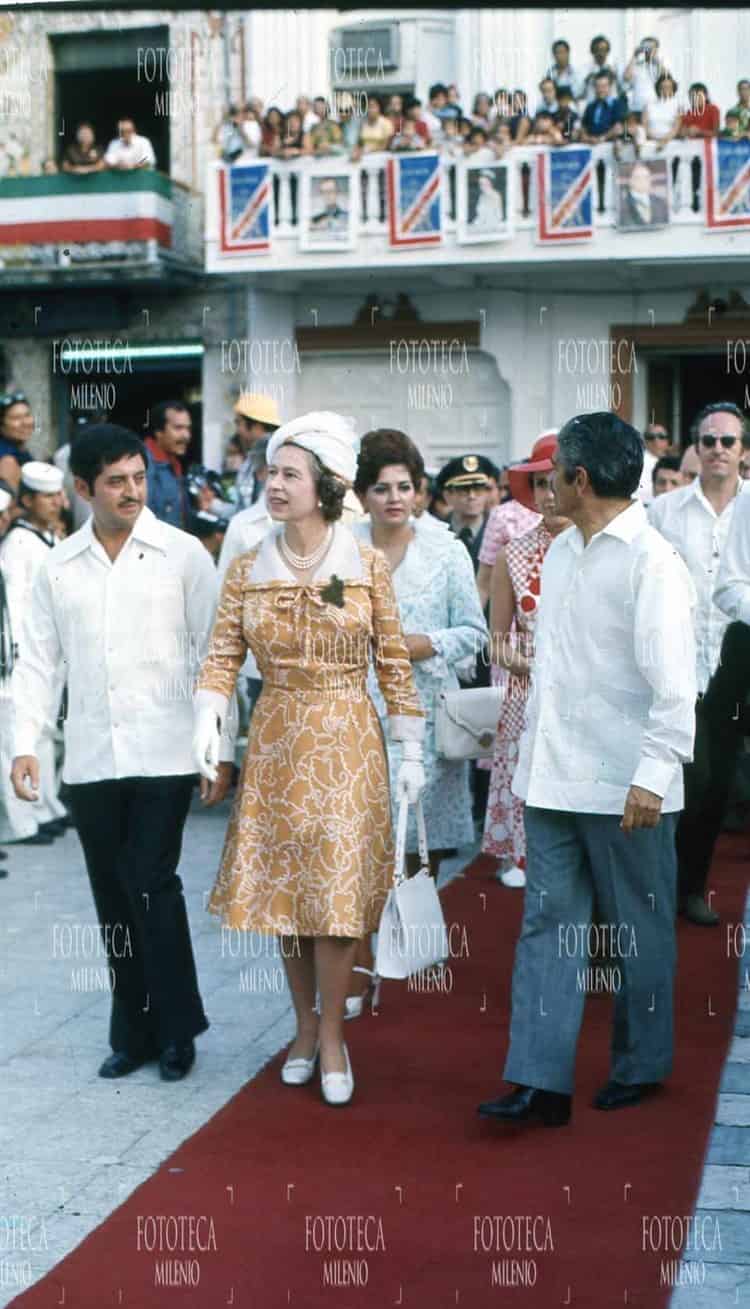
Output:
[206, 139, 721, 272]
[0, 171, 203, 279]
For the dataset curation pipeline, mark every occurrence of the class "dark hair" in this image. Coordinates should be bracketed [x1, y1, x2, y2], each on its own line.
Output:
[690, 402, 750, 446]
[556, 412, 643, 499]
[625, 109, 642, 122]
[595, 69, 613, 84]
[552, 39, 570, 53]
[689, 82, 708, 97]
[278, 442, 346, 523]
[539, 77, 556, 90]
[76, 121, 95, 133]
[354, 429, 425, 498]
[69, 424, 148, 492]
[429, 83, 448, 101]
[590, 34, 610, 53]
[151, 400, 189, 435]
[655, 72, 678, 95]
[652, 455, 681, 482]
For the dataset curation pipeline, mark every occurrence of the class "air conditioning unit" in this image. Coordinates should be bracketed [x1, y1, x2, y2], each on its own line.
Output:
[329, 13, 455, 106]
[332, 20, 400, 76]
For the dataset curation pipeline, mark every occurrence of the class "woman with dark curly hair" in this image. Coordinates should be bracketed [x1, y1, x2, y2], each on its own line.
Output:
[354, 428, 488, 880]
[194, 413, 425, 1107]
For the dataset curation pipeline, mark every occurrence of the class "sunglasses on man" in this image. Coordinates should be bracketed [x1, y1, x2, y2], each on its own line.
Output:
[699, 434, 740, 449]
[0, 392, 27, 409]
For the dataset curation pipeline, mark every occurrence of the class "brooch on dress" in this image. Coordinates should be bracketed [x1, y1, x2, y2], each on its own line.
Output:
[321, 574, 345, 608]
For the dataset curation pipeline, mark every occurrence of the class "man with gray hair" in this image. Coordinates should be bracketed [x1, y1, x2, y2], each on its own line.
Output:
[478, 411, 696, 1127]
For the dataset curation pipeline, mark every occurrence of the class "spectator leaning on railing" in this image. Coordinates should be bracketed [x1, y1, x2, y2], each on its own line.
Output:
[309, 102, 345, 157]
[680, 83, 720, 138]
[579, 71, 625, 144]
[729, 79, 750, 132]
[555, 86, 581, 143]
[103, 118, 156, 171]
[643, 73, 682, 148]
[350, 95, 393, 161]
[61, 122, 105, 175]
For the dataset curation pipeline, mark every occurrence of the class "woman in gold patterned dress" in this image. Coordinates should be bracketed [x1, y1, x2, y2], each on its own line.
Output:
[193, 412, 425, 1106]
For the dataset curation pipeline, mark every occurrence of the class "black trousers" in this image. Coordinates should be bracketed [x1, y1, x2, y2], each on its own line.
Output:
[67, 775, 209, 1056]
[676, 622, 750, 898]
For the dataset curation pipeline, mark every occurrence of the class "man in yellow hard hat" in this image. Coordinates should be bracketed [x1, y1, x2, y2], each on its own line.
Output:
[232, 392, 280, 509]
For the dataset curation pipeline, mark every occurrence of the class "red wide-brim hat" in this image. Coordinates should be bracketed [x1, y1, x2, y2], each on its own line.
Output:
[507, 431, 559, 511]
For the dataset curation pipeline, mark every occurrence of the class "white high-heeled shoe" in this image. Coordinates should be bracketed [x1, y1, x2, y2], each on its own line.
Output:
[344, 966, 381, 1020]
[498, 865, 526, 888]
[280, 1042, 319, 1086]
[320, 1043, 354, 1106]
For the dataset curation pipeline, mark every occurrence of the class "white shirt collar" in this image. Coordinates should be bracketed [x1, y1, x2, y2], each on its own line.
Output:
[566, 500, 646, 555]
[689, 475, 743, 517]
[53, 505, 167, 563]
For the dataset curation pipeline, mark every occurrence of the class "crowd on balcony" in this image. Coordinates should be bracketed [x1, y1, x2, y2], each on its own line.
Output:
[0, 118, 157, 179]
[212, 37, 750, 172]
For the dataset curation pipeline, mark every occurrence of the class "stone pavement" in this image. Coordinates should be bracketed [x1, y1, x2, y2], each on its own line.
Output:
[0, 800, 747, 1307]
[0, 795, 477, 1305]
[670, 890, 750, 1308]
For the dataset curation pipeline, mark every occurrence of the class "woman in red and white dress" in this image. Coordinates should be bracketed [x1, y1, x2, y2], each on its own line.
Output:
[482, 434, 571, 886]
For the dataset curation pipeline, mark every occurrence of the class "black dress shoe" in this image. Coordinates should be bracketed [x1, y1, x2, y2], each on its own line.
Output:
[159, 1040, 195, 1082]
[39, 819, 69, 837]
[98, 1050, 153, 1079]
[478, 1085, 571, 1127]
[593, 1080, 661, 1110]
[16, 831, 55, 846]
[679, 894, 720, 926]
[0, 849, 8, 860]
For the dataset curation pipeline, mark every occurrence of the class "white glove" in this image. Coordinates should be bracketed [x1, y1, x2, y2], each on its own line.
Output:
[396, 739, 426, 804]
[192, 700, 222, 783]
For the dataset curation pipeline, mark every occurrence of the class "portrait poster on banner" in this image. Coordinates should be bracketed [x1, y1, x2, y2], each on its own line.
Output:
[458, 161, 513, 244]
[299, 167, 357, 252]
[219, 162, 272, 254]
[615, 158, 671, 231]
[704, 137, 750, 230]
[536, 146, 593, 243]
[386, 152, 443, 248]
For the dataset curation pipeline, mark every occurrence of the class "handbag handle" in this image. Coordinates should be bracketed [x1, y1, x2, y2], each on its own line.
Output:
[392, 794, 429, 887]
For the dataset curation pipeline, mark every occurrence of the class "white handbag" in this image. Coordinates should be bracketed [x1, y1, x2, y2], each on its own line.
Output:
[434, 686, 504, 760]
[374, 796, 448, 981]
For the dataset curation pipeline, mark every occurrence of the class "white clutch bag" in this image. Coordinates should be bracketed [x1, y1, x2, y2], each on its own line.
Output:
[434, 687, 504, 760]
[374, 796, 448, 981]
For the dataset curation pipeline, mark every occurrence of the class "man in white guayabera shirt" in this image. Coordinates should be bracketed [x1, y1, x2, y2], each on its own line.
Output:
[478, 411, 696, 1128]
[10, 426, 235, 1084]
[649, 402, 750, 926]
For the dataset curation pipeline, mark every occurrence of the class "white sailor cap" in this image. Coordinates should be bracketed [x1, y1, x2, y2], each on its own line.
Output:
[20, 461, 64, 494]
[0, 487, 11, 513]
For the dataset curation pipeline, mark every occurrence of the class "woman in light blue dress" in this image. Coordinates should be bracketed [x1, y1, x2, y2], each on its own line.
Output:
[353, 428, 488, 877]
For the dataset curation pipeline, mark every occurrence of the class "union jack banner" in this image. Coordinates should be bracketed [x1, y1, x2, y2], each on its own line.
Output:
[704, 138, 750, 231]
[386, 153, 443, 248]
[219, 163, 271, 253]
[536, 147, 593, 243]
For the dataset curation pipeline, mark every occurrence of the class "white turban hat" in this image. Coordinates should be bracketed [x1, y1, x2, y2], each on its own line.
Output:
[266, 411, 360, 486]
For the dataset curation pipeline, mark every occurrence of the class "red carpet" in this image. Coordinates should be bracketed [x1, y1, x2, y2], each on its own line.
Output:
[13, 835, 748, 1309]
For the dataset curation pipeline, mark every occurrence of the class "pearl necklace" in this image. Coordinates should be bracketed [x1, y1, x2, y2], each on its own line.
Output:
[279, 525, 333, 573]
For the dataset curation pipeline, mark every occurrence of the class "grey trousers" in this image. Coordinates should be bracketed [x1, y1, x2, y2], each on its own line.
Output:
[503, 805, 678, 1095]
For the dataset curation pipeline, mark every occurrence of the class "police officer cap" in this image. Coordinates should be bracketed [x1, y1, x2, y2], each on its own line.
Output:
[437, 453, 498, 491]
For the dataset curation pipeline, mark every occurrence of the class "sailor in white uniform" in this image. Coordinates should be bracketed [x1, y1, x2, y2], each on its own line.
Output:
[0, 461, 69, 843]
